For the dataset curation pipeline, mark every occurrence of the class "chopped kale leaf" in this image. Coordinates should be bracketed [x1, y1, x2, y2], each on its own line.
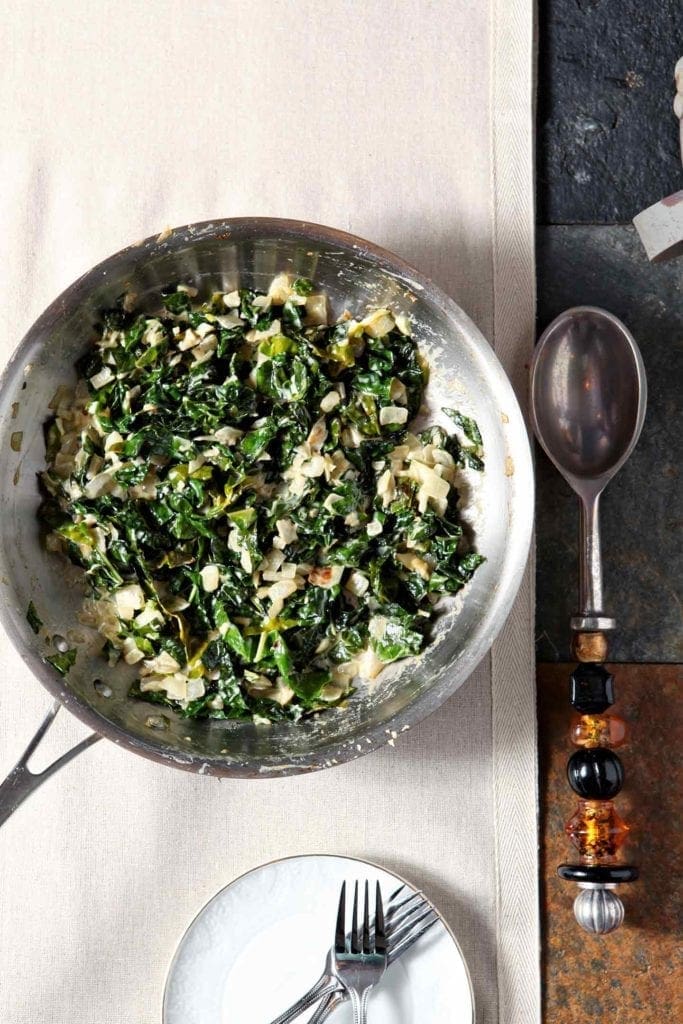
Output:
[45, 648, 77, 676]
[26, 601, 43, 635]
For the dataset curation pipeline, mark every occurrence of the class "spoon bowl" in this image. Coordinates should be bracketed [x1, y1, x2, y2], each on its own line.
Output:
[530, 307, 647, 489]
[530, 306, 647, 629]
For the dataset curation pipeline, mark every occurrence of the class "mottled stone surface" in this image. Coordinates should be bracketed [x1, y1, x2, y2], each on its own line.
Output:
[538, 663, 682, 1022]
[536, 8, 681, 1019]
[535, 225, 682, 663]
[538, 0, 683, 223]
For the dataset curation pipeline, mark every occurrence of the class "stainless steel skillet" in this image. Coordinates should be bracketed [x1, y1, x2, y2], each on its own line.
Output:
[0, 218, 533, 824]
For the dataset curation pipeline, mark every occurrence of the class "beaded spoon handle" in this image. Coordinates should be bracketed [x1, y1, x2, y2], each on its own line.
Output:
[531, 307, 647, 933]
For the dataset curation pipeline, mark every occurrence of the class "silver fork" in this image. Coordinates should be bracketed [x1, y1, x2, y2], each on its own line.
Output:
[268, 885, 434, 1024]
[309, 899, 439, 1024]
[332, 880, 387, 1024]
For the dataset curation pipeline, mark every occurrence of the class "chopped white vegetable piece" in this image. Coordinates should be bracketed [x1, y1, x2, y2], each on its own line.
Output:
[376, 469, 396, 506]
[320, 390, 341, 412]
[191, 336, 217, 363]
[200, 564, 221, 592]
[84, 470, 117, 499]
[141, 651, 181, 676]
[408, 461, 450, 500]
[275, 518, 298, 546]
[267, 273, 292, 304]
[369, 615, 388, 639]
[114, 584, 145, 620]
[134, 603, 164, 628]
[389, 379, 408, 404]
[214, 425, 243, 445]
[357, 648, 385, 679]
[379, 405, 408, 426]
[307, 416, 328, 450]
[140, 674, 188, 702]
[395, 313, 412, 336]
[309, 565, 344, 588]
[103, 430, 124, 452]
[346, 571, 369, 596]
[122, 637, 146, 664]
[195, 321, 215, 338]
[361, 309, 395, 338]
[186, 678, 206, 701]
[178, 328, 200, 351]
[268, 578, 300, 617]
[301, 455, 326, 478]
[305, 294, 328, 325]
[89, 367, 114, 390]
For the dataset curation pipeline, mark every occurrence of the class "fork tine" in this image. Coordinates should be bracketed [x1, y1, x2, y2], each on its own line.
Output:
[334, 881, 346, 953]
[350, 880, 361, 953]
[375, 881, 387, 954]
[388, 911, 438, 965]
[388, 883, 406, 904]
[387, 891, 423, 927]
[389, 904, 436, 949]
[387, 889, 420, 917]
[362, 880, 371, 953]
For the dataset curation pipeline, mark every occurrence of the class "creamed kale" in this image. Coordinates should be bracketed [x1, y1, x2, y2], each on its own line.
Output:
[39, 274, 484, 722]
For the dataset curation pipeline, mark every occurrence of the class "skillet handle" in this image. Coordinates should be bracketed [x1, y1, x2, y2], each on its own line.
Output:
[0, 701, 101, 828]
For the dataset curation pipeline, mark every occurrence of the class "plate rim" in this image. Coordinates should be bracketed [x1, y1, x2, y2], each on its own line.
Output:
[162, 851, 476, 1024]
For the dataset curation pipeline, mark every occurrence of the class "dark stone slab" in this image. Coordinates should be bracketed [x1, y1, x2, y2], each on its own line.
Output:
[535, 225, 682, 663]
[538, 0, 683, 224]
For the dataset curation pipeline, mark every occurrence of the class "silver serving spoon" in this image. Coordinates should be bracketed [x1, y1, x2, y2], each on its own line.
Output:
[530, 306, 647, 933]
[531, 306, 647, 633]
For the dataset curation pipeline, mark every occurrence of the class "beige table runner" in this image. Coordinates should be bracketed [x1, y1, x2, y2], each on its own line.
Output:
[0, 2, 538, 1021]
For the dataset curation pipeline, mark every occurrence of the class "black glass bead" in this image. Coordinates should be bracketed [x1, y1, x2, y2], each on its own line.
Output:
[569, 663, 615, 714]
[567, 748, 624, 799]
[558, 863, 639, 884]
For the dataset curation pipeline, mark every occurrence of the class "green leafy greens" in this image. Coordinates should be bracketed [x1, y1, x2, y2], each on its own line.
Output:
[45, 648, 77, 676]
[40, 275, 484, 721]
[26, 601, 43, 634]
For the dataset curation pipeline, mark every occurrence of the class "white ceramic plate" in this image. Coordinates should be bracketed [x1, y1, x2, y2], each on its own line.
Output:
[163, 854, 474, 1024]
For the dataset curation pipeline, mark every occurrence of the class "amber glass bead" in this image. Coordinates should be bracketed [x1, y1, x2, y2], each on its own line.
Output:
[571, 630, 609, 664]
[565, 800, 629, 863]
[571, 713, 627, 749]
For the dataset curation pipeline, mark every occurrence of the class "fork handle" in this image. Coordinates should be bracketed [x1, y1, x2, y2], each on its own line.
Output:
[349, 989, 371, 1024]
[267, 976, 337, 1024]
[308, 990, 346, 1024]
